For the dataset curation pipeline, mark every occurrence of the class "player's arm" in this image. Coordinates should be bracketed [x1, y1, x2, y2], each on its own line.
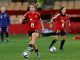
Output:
[20, 16, 25, 23]
[7, 14, 10, 26]
[20, 13, 27, 23]
[48, 14, 59, 28]
[40, 18, 44, 31]
[65, 15, 71, 33]
[38, 13, 44, 30]
[38, 12, 45, 31]
[66, 15, 71, 27]
[49, 14, 60, 23]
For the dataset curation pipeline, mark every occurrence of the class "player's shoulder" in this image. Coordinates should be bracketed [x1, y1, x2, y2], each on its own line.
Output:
[25, 11, 30, 14]
[35, 12, 40, 15]
[24, 11, 30, 16]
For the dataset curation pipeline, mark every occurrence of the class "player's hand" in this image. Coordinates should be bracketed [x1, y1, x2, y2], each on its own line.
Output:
[69, 23, 71, 27]
[48, 21, 52, 24]
[56, 30, 61, 33]
[49, 23, 53, 28]
[0, 28, 1, 31]
[20, 16, 25, 24]
[19, 19, 22, 23]
[7, 26, 9, 32]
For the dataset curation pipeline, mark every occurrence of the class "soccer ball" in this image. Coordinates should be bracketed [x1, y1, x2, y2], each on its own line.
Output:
[23, 51, 30, 58]
[49, 46, 57, 53]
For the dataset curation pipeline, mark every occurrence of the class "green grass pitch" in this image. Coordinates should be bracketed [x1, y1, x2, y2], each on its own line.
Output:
[0, 34, 80, 60]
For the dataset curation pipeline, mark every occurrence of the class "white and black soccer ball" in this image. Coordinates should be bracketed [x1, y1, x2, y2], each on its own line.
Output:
[22, 51, 30, 58]
[49, 46, 57, 53]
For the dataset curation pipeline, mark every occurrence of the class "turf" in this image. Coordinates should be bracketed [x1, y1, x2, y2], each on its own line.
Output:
[0, 34, 80, 60]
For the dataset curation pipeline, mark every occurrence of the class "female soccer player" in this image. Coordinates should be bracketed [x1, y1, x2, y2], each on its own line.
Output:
[20, 3, 41, 57]
[49, 7, 70, 51]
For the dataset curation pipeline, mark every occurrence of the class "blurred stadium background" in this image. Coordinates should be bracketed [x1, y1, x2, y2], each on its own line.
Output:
[0, 0, 80, 34]
[0, 0, 80, 60]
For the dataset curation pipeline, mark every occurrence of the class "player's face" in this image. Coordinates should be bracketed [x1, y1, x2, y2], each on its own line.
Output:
[61, 8, 66, 15]
[29, 5, 36, 12]
[1, 7, 6, 13]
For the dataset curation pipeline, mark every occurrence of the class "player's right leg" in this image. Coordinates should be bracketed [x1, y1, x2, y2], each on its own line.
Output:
[23, 32, 32, 58]
[49, 35, 58, 49]
[26, 32, 33, 52]
[25, 31, 40, 57]
[0, 27, 4, 43]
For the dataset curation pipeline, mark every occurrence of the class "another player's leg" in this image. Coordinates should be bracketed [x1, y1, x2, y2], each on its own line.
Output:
[49, 35, 58, 49]
[60, 31, 66, 50]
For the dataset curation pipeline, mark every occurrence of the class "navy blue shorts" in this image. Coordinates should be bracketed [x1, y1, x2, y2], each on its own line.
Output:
[0, 27, 8, 32]
[54, 30, 66, 36]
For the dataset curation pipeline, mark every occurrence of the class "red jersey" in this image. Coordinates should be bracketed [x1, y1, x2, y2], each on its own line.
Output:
[52, 14, 69, 31]
[23, 11, 40, 31]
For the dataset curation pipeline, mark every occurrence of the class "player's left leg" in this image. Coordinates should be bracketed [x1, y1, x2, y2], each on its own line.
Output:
[26, 31, 40, 57]
[29, 32, 40, 57]
[49, 31, 59, 49]
[60, 31, 66, 50]
[29, 34, 40, 57]
[33, 44, 40, 57]
[4, 27, 9, 42]
[28, 36, 39, 52]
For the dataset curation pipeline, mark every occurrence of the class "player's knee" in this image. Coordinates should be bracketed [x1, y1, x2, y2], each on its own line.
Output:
[32, 33, 39, 38]
[29, 40, 35, 44]
[54, 36, 58, 40]
[62, 36, 66, 40]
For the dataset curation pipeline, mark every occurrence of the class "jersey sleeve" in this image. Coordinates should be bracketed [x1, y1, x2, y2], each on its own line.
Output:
[37, 12, 41, 19]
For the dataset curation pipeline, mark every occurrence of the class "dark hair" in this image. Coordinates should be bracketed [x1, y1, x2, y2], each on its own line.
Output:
[59, 7, 66, 16]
